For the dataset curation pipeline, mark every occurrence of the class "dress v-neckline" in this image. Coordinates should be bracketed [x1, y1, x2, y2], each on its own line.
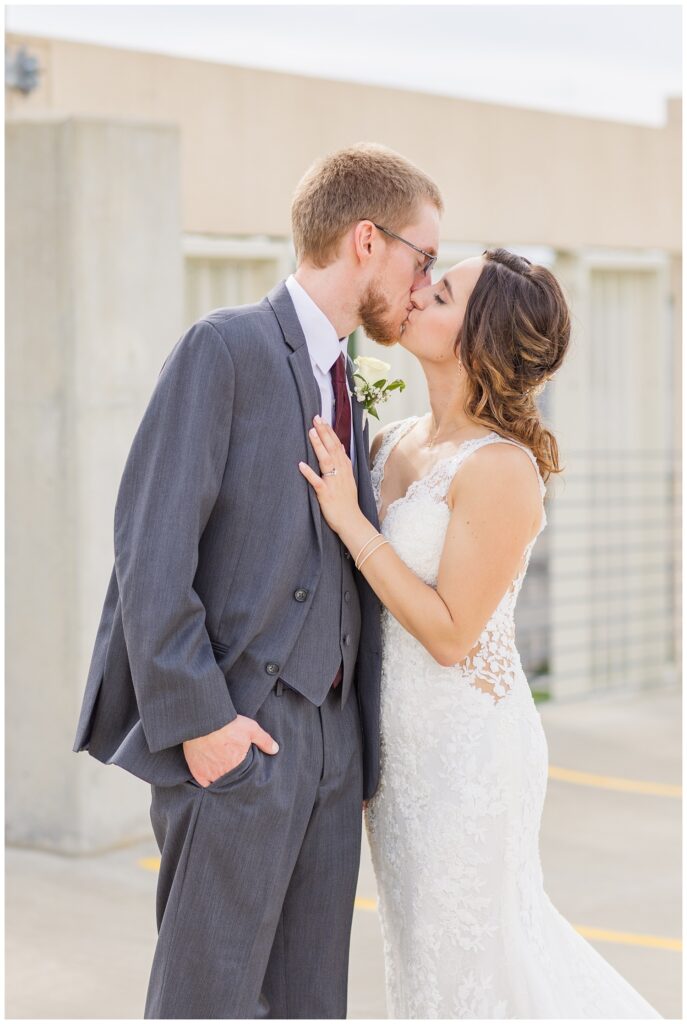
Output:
[376, 416, 499, 529]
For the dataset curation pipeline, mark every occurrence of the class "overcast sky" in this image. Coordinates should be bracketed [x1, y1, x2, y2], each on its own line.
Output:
[5, 3, 682, 125]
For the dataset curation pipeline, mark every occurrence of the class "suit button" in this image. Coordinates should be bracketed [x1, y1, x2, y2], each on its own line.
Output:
[266, 662, 280, 675]
[344, 591, 351, 604]
[343, 550, 352, 560]
[343, 634, 352, 646]
[294, 588, 308, 602]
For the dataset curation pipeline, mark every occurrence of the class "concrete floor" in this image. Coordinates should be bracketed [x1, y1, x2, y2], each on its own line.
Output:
[6, 687, 681, 1019]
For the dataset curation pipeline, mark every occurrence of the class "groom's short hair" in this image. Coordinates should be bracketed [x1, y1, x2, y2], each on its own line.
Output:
[291, 143, 443, 268]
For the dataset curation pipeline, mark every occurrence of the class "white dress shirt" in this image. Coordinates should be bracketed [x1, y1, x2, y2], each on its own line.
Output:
[285, 274, 357, 473]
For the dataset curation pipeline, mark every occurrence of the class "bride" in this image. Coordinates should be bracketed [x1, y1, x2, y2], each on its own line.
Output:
[299, 248, 662, 1018]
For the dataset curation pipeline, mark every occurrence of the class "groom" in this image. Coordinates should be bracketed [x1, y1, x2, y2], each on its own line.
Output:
[73, 142, 442, 1019]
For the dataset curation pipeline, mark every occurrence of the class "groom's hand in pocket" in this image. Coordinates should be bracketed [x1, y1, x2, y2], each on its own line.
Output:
[183, 715, 279, 788]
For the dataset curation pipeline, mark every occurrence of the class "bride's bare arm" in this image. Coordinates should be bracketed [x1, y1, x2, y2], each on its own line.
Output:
[300, 417, 541, 667]
[433, 444, 543, 660]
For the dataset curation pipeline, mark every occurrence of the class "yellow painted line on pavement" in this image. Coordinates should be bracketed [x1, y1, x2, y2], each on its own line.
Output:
[138, 862, 679, 952]
[139, 857, 161, 871]
[354, 897, 378, 911]
[354, 899, 681, 951]
[548, 764, 681, 798]
[573, 925, 682, 952]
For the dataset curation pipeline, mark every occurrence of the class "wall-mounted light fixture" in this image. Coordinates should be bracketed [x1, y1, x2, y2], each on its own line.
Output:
[5, 46, 41, 94]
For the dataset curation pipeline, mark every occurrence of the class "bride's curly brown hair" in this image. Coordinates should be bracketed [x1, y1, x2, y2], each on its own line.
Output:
[456, 248, 570, 482]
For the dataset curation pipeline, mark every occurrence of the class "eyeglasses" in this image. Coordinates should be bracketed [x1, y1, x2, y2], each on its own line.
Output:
[372, 223, 437, 277]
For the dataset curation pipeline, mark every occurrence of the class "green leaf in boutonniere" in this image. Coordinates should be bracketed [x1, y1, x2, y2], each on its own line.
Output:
[352, 356, 406, 422]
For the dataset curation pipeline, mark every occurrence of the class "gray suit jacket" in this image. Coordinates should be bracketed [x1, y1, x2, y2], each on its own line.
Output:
[73, 282, 382, 799]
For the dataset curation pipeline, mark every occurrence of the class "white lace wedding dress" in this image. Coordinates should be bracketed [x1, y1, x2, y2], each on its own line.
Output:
[364, 416, 662, 1019]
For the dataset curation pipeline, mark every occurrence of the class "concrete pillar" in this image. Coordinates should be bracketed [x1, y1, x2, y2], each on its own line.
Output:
[6, 117, 183, 852]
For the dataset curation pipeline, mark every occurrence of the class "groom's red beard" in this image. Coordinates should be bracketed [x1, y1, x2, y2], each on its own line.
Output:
[358, 283, 400, 347]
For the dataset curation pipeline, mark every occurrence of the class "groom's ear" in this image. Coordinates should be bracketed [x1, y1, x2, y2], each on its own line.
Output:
[353, 220, 376, 266]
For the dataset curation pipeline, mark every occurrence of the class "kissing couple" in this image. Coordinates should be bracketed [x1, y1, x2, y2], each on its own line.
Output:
[74, 143, 661, 1019]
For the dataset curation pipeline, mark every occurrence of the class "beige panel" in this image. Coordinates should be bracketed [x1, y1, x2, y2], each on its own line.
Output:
[5, 32, 681, 252]
[185, 256, 284, 324]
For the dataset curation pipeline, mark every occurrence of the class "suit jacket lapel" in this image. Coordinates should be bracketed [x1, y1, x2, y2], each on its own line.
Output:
[268, 282, 323, 551]
[268, 281, 380, 538]
[347, 358, 362, 489]
[347, 355, 379, 528]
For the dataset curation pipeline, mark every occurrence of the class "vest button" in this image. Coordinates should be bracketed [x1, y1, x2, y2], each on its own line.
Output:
[265, 662, 280, 675]
[343, 634, 352, 646]
[344, 590, 351, 604]
[343, 549, 352, 560]
[294, 588, 308, 602]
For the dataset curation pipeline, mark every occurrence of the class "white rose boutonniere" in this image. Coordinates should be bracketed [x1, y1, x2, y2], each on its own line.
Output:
[352, 356, 406, 422]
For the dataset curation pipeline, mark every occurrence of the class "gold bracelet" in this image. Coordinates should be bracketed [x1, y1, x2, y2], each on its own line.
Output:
[357, 538, 389, 571]
[354, 532, 382, 569]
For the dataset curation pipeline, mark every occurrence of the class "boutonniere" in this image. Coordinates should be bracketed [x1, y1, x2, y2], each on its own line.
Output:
[352, 356, 406, 423]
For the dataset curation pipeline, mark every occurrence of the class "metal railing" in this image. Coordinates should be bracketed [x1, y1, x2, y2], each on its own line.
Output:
[516, 449, 681, 698]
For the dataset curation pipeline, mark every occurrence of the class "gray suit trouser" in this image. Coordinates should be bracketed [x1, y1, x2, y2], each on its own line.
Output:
[144, 679, 364, 1019]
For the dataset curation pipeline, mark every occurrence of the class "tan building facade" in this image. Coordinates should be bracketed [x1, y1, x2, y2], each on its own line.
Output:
[6, 33, 680, 249]
[6, 33, 681, 849]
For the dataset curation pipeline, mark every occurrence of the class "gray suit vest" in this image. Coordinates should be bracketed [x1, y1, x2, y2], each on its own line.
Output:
[279, 514, 362, 707]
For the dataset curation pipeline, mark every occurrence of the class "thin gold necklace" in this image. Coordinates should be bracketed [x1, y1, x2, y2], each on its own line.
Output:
[426, 419, 473, 449]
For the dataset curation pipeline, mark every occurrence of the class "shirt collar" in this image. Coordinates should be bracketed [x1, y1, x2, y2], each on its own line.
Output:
[285, 274, 349, 376]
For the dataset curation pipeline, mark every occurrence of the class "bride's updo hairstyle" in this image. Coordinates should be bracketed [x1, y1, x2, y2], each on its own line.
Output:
[456, 248, 570, 482]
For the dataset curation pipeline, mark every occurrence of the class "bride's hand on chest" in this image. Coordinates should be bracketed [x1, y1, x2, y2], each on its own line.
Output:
[298, 415, 362, 535]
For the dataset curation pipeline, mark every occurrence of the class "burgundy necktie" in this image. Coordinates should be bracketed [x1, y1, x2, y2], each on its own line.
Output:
[330, 352, 352, 456]
[329, 351, 351, 689]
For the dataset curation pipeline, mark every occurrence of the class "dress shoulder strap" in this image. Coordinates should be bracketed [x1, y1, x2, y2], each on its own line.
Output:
[466, 434, 547, 499]
[431, 432, 547, 539]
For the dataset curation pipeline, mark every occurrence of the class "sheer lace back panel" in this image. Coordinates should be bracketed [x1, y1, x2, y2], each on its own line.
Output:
[371, 415, 547, 706]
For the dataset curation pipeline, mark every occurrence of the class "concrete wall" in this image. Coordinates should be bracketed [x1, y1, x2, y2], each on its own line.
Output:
[5, 33, 681, 253]
[6, 117, 184, 851]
